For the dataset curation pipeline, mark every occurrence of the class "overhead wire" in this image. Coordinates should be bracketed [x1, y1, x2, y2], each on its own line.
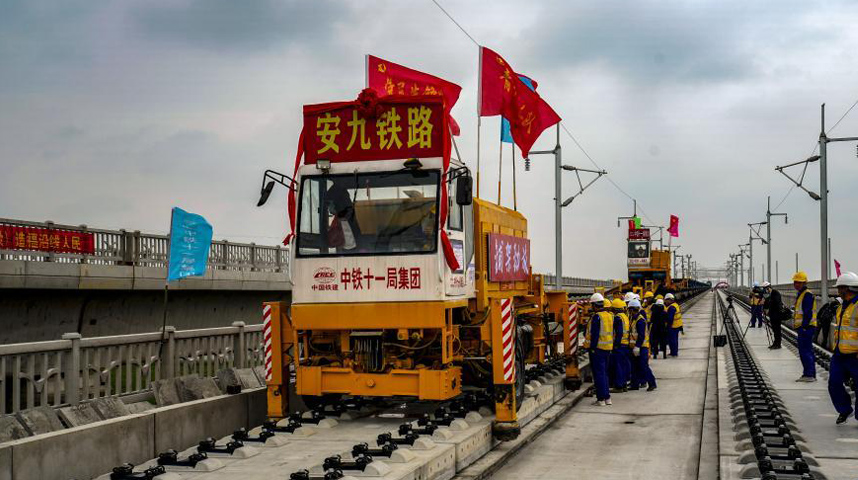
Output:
[430, 0, 660, 226]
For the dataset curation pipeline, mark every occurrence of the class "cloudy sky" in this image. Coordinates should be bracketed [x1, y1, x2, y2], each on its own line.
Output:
[2, 0, 858, 283]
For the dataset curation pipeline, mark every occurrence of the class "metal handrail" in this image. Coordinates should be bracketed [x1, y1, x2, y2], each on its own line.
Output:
[0, 323, 264, 415]
[0, 217, 288, 273]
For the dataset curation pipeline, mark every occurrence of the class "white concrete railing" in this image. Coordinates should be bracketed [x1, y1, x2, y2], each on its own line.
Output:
[0, 217, 288, 273]
[0, 323, 263, 415]
[542, 274, 615, 288]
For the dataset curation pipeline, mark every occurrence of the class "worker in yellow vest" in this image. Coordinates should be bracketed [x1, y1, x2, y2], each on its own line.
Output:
[584, 293, 614, 406]
[749, 283, 765, 328]
[792, 271, 817, 382]
[829, 272, 858, 424]
[609, 298, 631, 392]
[665, 293, 682, 357]
[628, 299, 657, 391]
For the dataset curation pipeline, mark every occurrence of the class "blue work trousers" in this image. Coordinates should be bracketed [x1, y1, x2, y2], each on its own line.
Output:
[797, 327, 816, 378]
[829, 352, 858, 416]
[750, 306, 764, 327]
[668, 328, 680, 357]
[589, 349, 611, 401]
[631, 347, 657, 388]
[609, 346, 631, 388]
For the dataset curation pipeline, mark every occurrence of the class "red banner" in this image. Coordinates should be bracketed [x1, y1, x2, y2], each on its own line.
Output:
[367, 55, 462, 135]
[488, 233, 530, 282]
[303, 93, 446, 164]
[0, 225, 95, 254]
[628, 228, 650, 241]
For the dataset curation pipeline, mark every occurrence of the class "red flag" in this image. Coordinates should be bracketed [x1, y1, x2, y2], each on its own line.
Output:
[835, 259, 842, 277]
[668, 215, 680, 238]
[479, 47, 561, 156]
[628, 219, 636, 231]
[367, 55, 462, 135]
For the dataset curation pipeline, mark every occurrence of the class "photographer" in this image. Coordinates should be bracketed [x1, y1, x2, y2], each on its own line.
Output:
[762, 281, 786, 349]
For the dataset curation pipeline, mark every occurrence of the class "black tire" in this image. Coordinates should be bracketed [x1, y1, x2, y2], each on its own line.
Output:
[514, 335, 525, 411]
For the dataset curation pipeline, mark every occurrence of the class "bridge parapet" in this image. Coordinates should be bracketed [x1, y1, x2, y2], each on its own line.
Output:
[0, 322, 264, 415]
[0, 218, 290, 290]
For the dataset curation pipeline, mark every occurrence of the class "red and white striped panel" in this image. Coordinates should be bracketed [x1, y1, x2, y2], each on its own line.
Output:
[263, 304, 273, 382]
[501, 298, 515, 382]
[568, 302, 579, 356]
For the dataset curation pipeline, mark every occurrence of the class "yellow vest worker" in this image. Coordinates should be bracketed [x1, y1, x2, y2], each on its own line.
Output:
[793, 272, 818, 382]
[665, 293, 682, 357]
[628, 299, 657, 391]
[828, 272, 858, 424]
[609, 298, 631, 392]
[585, 293, 613, 405]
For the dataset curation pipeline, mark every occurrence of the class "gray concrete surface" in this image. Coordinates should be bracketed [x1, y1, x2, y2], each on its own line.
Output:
[489, 292, 717, 480]
[0, 289, 290, 343]
[730, 304, 858, 479]
[0, 388, 266, 480]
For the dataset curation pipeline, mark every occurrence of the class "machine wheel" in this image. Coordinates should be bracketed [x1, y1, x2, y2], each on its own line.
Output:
[300, 393, 342, 411]
[514, 335, 525, 411]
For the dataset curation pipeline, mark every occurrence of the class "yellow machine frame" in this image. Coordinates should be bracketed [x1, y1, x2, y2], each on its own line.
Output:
[265, 198, 580, 440]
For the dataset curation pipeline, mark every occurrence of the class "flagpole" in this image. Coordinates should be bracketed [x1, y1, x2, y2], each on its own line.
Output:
[364, 54, 369, 88]
[476, 46, 483, 198]
[511, 141, 517, 211]
[497, 134, 503, 204]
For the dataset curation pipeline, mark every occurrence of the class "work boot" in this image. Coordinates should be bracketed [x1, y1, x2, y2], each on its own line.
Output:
[591, 400, 606, 407]
[629, 385, 640, 391]
[610, 387, 624, 393]
[795, 376, 817, 383]
[647, 385, 657, 392]
[605, 398, 613, 405]
[836, 411, 852, 424]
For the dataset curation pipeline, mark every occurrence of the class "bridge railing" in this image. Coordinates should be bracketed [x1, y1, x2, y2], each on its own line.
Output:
[543, 275, 615, 288]
[0, 217, 288, 273]
[0, 322, 263, 415]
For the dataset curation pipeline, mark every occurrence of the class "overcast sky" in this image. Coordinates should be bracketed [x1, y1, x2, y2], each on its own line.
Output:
[2, 0, 858, 283]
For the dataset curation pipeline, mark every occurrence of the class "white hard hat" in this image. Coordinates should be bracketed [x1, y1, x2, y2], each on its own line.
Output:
[628, 299, 642, 308]
[623, 292, 634, 302]
[665, 293, 675, 300]
[655, 299, 665, 306]
[753, 281, 759, 287]
[761, 281, 771, 288]
[590, 292, 605, 303]
[835, 272, 858, 288]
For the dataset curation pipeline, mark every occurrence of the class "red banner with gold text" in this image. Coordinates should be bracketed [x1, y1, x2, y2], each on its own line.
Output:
[0, 225, 95, 254]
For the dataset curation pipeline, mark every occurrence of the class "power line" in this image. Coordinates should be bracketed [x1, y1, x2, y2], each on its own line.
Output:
[429, 0, 661, 227]
[430, 0, 480, 47]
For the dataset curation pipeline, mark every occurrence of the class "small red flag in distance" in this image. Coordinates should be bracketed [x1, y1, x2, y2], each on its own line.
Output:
[367, 55, 462, 135]
[479, 47, 561, 156]
[668, 215, 680, 237]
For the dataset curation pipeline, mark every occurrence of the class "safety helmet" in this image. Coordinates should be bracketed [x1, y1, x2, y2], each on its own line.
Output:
[835, 272, 858, 288]
[623, 292, 635, 302]
[611, 298, 627, 309]
[603, 299, 612, 308]
[655, 299, 665, 306]
[644, 291, 654, 299]
[753, 281, 759, 287]
[761, 281, 771, 288]
[628, 299, 642, 308]
[665, 293, 675, 300]
[590, 292, 605, 304]
[633, 293, 641, 300]
[792, 271, 808, 283]
[656, 294, 664, 300]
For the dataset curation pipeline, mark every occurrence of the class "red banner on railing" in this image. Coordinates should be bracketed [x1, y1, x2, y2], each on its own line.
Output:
[488, 233, 530, 282]
[628, 228, 650, 241]
[0, 225, 95, 254]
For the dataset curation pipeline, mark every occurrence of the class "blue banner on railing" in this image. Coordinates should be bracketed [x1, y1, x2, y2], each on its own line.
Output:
[167, 207, 213, 282]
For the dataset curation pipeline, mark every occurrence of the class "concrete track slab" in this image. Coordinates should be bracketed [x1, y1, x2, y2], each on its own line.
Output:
[721, 294, 858, 480]
[489, 292, 716, 480]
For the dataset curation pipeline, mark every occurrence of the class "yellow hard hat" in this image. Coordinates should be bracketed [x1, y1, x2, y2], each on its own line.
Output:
[644, 291, 654, 299]
[602, 299, 611, 308]
[792, 271, 808, 283]
[611, 298, 627, 309]
[656, 294, 664, 300]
